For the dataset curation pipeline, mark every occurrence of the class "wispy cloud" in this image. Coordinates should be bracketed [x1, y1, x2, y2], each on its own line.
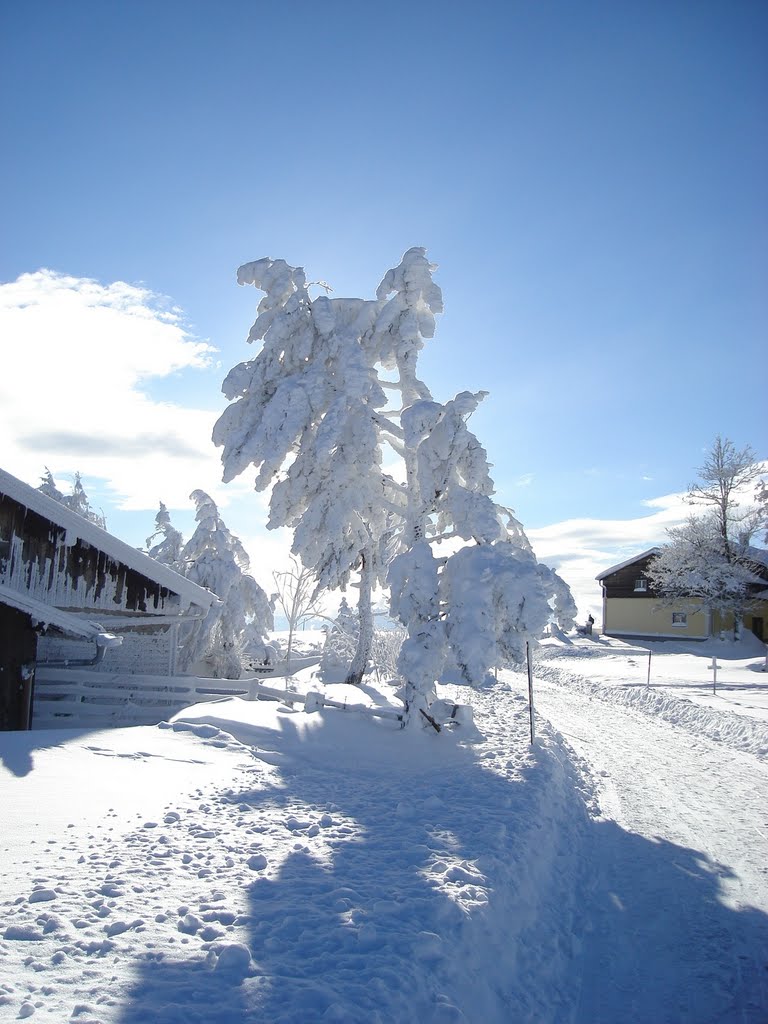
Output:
[0, 270, 235, 511]
[527, 491, 690, 622]
[515, 473, 535, 488]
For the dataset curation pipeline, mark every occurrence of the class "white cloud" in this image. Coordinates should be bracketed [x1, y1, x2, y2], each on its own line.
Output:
[527, 491, 690, 623]
[515, 472, 535, 488]
[0, 269, 236, 512]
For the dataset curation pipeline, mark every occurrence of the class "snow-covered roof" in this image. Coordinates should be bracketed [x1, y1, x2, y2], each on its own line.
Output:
[0, 581, 116, 640]
[595, 548, 661, 581]
[0, 468, 217, 610]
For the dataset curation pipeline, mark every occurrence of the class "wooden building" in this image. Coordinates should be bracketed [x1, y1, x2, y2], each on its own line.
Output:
[0, 468, 217, 729]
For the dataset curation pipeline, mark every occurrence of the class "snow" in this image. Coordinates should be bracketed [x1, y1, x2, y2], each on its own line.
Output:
[537, 631, 768, 730]
[2, 639, 767, 1022]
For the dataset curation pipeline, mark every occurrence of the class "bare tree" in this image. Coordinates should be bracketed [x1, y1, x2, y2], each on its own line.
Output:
[688, 435, 764, 558]
[272, 556, 325, 672]
[647, 436, 767, 637]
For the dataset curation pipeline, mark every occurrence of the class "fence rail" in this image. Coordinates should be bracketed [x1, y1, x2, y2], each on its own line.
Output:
[32, 667, 298, 729]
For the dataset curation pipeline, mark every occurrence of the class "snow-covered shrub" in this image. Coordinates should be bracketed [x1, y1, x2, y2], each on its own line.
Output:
[369, 625, 407, 681]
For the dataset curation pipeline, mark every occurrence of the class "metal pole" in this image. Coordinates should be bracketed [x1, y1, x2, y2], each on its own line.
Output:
[646, 650, 652, 689]
[526, 641, 535, 744]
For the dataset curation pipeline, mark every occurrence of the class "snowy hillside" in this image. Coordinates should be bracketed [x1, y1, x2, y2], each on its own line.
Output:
[1, 638, 767, 1022]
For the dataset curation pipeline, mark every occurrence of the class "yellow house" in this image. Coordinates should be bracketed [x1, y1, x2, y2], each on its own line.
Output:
[596, 549, 768, 642]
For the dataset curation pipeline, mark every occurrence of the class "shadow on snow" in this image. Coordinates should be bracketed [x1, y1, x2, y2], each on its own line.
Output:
[117, 710, 768, 1024]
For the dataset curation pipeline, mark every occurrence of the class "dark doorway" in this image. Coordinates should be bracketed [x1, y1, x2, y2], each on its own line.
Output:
[0, 604, 37, 730]
[751, 616, 764, 642]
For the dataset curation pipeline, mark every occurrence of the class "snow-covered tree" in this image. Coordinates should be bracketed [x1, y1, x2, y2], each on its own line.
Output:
[687, 436, 765, 557]
[647, 436, 767, 637]
[215, 248, 565, 723]
[647, 515, 763, 633]
[213, 260, 399, 685]
[369, 624, 407, 682]
[319, 597, 360, 680]
[537, 562, 579, 633]
[145, 501, 185, 573]
[38, 467, 64, 502]
[367, 257, 554, 717]
[37, 469, 106, 528]
[180, 489, 273, 677]
[63, 472, 106, 529]
[758, 479, 768, 544]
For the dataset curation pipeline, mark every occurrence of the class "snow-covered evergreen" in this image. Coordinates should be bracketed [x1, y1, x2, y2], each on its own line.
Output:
[145, 501, 185, 573]
[37, 467, 65, 502]
[37, 468, 106, 528]
[179, 490, 273, 678]
[319, 597, 360, 681]
[215, 248, 572, 720]
[63, 472, 107, 529]
[213, 261, 392, 684]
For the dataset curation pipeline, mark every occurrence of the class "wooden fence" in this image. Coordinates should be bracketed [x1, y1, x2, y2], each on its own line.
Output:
[31, 661, 318, 730]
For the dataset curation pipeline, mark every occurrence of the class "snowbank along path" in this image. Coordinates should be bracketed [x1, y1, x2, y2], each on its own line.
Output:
[2, 687, 591, 1024]
[520, 650, 768, 1024]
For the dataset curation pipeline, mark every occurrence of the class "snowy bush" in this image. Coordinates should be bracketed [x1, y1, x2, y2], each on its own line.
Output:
[369, 624, 407, 681]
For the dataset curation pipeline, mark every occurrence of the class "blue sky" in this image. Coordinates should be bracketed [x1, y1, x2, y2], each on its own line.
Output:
[1, 1, 765, 618]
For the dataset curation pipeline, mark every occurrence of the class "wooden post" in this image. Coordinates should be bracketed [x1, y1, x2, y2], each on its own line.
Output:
[646, 650, 652, 689]
[709, 657, 718, 695]
[526, 641, 535, 744]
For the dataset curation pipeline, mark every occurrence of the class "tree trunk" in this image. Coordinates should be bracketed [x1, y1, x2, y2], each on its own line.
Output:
[345, 551, 373, 686]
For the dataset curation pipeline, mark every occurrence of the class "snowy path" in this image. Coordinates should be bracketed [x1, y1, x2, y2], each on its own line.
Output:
[527, 667, 768, 1024]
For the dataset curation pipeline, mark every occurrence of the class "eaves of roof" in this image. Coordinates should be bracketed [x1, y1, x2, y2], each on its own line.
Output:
[0, 581, 117, 641]
[0, 468, 218, 610]
[595, 547, 661, 581]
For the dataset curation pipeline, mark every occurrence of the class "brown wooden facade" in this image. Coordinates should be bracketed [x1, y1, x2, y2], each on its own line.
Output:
[0, 469, 217, 730]
[597, 552, 658, 601]
[0, 494, 177, 616]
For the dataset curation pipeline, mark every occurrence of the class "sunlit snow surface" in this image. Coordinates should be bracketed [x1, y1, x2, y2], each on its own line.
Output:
[1, 638, 767, 1022]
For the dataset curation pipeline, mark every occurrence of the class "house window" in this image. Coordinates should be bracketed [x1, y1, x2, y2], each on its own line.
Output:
[671, 611, 688, 626]
[634, 578, 648, 592]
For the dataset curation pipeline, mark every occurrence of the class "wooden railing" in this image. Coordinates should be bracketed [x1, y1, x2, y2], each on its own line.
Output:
[31, 662, 317, 729]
